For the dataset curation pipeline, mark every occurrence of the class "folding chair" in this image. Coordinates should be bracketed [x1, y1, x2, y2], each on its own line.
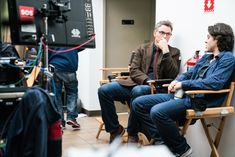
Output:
[180, 78, 235, 157]
[96, 77, 173, 140]
[96, 52, 135, 139]
[138, 75, 235, 152]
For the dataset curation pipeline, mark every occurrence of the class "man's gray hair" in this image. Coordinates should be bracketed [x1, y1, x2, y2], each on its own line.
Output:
[154, 20, 173, 32]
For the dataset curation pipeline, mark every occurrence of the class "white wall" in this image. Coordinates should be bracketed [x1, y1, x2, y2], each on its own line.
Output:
[156, 0, 235, 72]
[155, 0, 235, 156]
[78, 0, 104, 111]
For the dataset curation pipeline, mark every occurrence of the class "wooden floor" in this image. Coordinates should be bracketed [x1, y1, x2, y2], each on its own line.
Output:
[62, 113, 128, 156]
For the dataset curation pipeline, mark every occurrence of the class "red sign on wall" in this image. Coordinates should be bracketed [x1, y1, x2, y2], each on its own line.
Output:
[204, 0, 214, 12]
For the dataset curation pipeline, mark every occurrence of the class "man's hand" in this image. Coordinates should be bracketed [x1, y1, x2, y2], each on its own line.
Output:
[168, 81, 182, 93]
[168, 80, 178, 92]
[173, 82, 182, 92]
[157, 38, 169, 54]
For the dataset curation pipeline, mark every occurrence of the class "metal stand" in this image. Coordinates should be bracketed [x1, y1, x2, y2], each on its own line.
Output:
[39, 1, 71, 90]
[40, 4, 53, 90]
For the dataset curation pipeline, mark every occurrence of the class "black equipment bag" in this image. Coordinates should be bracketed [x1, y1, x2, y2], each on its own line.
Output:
[0, 42, 20, 58]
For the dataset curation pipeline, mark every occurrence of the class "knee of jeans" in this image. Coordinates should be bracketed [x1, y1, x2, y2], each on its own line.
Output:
[131, 97, 143, 112]
[131, 99, 137, 111]
[98, 86, 103, 95]
[131, 86, 148, 99]
[98, 85, 108, 96]
[150, 108, 164, 122]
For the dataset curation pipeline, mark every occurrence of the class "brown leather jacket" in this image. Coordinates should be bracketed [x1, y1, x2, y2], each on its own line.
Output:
[118, 42, 181, 86]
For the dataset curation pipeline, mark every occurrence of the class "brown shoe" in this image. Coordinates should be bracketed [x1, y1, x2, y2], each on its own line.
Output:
[109, 125, 125, 143]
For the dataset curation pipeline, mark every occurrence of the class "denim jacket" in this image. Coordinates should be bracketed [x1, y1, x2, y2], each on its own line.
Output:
[176, 51, 235, 107]
[177, 51, 235, 90]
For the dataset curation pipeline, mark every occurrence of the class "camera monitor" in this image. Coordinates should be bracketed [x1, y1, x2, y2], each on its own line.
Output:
[4, 0, 95, 48]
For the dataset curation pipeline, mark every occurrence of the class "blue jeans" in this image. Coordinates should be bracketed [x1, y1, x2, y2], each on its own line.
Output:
[54, 71, 78, 121]
[132, 93, 225, 154]
[132, 93, 191, 154]
[98, 81, 151, 133]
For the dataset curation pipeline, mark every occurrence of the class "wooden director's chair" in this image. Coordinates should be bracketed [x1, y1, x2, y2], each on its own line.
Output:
[96, 52, 135, 139]
[180, 78, 235, 157]
[140, 74, 235, 157]
[96, 66, 173, 141]
[96, 67, 130, 139]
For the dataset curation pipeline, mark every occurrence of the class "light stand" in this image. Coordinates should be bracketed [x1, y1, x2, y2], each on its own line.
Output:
[40, 4, 52, 90]
[39, 0, 71, 89]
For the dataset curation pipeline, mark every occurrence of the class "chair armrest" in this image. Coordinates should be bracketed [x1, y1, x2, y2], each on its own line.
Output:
[162, 84, 170, 87]
[186, 106, 234, 119]
[185, 89, 230, 95]
[111, 71, 129, 76]
[147, 79, 173, 85]
[147, 80, 155, 84]
[147, 79, 173, 94]
[100, 67, 129, 71]
[99, 80, 109, 85]
[100, 67, 129, 84]
[116, 76, 129, 79]
[120, 71, 130, 76]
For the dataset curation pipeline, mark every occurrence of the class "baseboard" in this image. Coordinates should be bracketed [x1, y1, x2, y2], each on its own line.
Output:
[81, 108, 101, 117]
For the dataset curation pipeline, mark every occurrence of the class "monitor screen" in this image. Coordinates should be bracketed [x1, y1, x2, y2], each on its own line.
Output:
[3, 0, 95, 48]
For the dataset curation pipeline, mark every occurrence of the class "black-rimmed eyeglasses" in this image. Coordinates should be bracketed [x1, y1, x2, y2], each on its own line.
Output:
[158, 31, 172, 36]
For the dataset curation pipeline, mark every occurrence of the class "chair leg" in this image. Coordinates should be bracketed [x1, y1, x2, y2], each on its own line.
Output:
[213, 117, 226, 148]
[210, 117, 227, 157]
[138, 132, 151, 145]
[201, 119, 220, 157]
[96, 122, 104, 139]
[95, 117, 105, 139]
[181, 119, 192, 136]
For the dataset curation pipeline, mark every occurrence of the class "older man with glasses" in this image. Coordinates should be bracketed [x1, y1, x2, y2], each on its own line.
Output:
[98, 20, 181, 143]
